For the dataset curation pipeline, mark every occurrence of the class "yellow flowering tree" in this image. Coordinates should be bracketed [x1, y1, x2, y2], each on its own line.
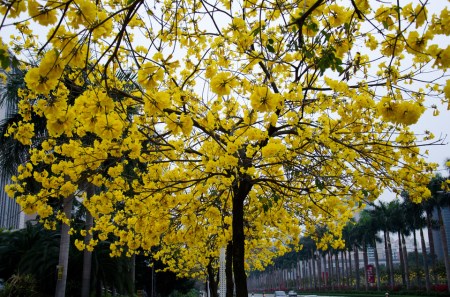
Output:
[2, 1, 450, 296]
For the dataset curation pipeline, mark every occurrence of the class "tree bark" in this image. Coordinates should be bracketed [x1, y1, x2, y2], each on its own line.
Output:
[311, 250, 317, 289]
[317, 252, 322, 289]
[207, 260, 219, 297]
[386, 231, 395, 288]
[347, 250, 352, 288]
[232, 177, 252, 297]
[419, 227, 431, 293]
[354, 245, 360, 290]
[426, 210, 438, 285]
[362, 241, 368, 291]
[373, 239, 380, 290]
[226, 241, 234, 297]
[398, 232, 406, 288]
[412, 229, 421, 287]
[401, 233, 410, 290]
[55, 195, 74, 297]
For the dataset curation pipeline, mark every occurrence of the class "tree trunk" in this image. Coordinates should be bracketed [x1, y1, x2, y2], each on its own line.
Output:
[317, 252, 322, 289]
[348, 250, 352, 288]
[354, 245, 360, 290]
[328, 251, 334, 290]
[386, 231, 395, 288]
[344, 251, 349, 288]
[383, 231, 391, 288]
[419, 227, 431, 293]
[398, 232, 406, 289]
[437, 206, 450, 293]
[426, 210, 438, 285]
[401, 233, 410, 290]
[226, 241, 234, 297]
[81, 211, 94, 297]
[55, 196, 73, 297]
[335, 252, 340, 288]
[232, 177, 252, 297]
[413, 229, 421, 287]
[362, 241, 368, 291]
[207, 260, 219, 297]
[311, 250, 317, 289]
[373, 239, 381, 290]
[340, 251, 345, 288]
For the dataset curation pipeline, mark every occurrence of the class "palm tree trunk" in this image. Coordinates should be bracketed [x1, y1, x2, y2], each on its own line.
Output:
[317, 252, 322, 289]
[341, 251, 345, 288]
[348, 250, 352, 288]
[386, 231, 395, 288]
[354, 245, 360, 290]
[311, 250, 317, 289]
[412, 229, 421, 287]
[437, 206, 450, 293]
[383, 231, 391, 288]
[398, 232, 406, 289]
[308, 258, 313, 289]
[362, 241, 369, 291]
[55, 195, 74, 297]
[401, 233, 410, 290]
[343, 251, 349, 288]
[426, 210, 438, 285]
[419, 227, 431, 293]
[373, 239, 381, 290]
[335, 252, 341, 289]
[329, 251, 334, 290]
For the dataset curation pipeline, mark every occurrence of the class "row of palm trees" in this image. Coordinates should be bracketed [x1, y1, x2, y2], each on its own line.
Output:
[248, 174, 450, 293]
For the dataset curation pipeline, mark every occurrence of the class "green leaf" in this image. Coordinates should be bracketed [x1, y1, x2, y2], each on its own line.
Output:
[251, 26, 262, 37]
[315, 177, 324, 190]
[266, 44, 275, 53]
[0, 49, 10, 69]
[382, 21, 389, 30]
[268, 38, 274, 44]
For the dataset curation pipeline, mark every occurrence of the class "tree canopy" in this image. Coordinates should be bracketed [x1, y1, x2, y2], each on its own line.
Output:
[1, 1, 449, 296]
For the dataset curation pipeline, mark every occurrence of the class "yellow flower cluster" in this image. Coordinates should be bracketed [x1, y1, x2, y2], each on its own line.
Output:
[376, 97, 425, 125]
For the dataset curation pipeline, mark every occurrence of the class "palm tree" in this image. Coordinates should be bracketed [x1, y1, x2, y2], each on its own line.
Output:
[422, 195, 439, 285]
[390, 199, 410, 289]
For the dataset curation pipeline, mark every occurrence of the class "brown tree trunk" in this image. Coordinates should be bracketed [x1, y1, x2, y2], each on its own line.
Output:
[426, 210, 438, 285]
[398, 232, 406, 289]
[226, 241, 234, 297]
[348, 250, 353, 288]
[362, 241, 369, 291]
[55, 196, 74, 297]
[317, 252, 322, 290]
[373, 239, 381, 290]
[232, 176, 252, 297]
[207, 260, 219, 297]
[413, 229, 421, 287]
[419, 227, 431, 293]
[354, 245, 360, 290]
[401, 233, 410, 290]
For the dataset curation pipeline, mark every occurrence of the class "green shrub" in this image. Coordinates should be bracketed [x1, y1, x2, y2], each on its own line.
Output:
[0, 274, 40, 297]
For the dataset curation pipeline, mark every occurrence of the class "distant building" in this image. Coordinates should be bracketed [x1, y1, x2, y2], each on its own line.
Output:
[0, 66, 26, 230]
[432, 206, 450, 260]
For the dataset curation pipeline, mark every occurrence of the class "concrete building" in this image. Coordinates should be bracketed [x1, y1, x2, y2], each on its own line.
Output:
[0, 68, 26, 230]
[432, 206, 450, 260]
